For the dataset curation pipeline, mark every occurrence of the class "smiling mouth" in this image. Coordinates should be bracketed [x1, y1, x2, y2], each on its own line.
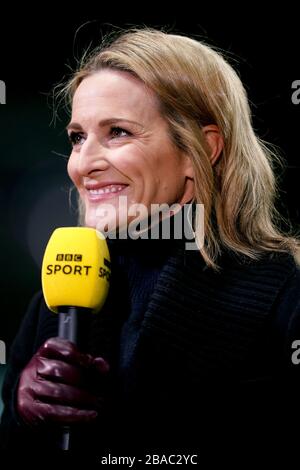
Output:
[86, 184, 129, 201]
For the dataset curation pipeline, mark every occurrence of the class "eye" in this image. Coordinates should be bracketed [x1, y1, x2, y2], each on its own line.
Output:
[68, 131, 86, 147]
[110, 127, 131, 139]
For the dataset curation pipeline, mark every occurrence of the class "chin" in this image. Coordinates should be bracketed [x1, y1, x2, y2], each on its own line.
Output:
[86, 212, 124, 235]
[84, 218, 97, 229]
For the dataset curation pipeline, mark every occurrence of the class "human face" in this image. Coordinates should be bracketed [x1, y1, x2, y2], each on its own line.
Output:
[67, 69, 194, 231]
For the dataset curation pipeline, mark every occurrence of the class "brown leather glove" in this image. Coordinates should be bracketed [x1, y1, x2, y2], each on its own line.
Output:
[17, 337, 110, 427]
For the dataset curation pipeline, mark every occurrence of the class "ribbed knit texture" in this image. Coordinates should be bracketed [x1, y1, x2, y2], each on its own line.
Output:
[138, 248, 297, 380]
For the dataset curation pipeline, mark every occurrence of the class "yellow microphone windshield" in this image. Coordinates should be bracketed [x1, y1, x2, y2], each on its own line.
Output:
[41, 227, 111, 313]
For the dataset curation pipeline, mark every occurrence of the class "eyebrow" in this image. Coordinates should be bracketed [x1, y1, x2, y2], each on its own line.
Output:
[66, 118, 143, 131]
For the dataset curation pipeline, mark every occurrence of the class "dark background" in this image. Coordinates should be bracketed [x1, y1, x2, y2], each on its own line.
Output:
[0, 6, 299, 364]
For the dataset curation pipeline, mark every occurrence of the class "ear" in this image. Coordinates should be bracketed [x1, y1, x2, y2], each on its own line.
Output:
[203, 124, 223, 166]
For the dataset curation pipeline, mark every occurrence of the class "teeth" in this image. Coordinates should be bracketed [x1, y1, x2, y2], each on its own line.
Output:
[89, 185, 125, 195]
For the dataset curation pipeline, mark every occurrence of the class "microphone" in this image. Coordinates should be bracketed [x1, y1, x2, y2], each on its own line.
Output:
[41, 227, 111, 450]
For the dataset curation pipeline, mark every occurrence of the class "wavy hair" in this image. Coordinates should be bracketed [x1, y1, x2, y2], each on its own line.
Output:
[57, 27, 299, 269]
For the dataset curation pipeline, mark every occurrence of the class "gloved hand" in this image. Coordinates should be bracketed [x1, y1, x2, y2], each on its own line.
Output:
[17, 337, 110, 427]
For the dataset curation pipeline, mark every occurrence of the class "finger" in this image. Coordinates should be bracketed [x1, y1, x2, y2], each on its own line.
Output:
[33, 402, 98, 424]
[37, 338, 94, 368]
[92, 357, 110, 374]
[33, 380, 102, 409]
[36, 358, 82, 386]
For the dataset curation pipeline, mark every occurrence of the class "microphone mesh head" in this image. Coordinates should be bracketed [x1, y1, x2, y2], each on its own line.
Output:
[41, 227, 110, 313]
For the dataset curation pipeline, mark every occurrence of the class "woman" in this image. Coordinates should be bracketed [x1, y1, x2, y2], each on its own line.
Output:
[1, 27, 300, 455]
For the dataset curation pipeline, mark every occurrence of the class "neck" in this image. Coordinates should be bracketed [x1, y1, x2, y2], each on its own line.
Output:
[106, 202, 196, 243]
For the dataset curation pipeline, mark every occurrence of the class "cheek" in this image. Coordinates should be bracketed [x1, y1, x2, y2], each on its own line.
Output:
[126, 155, 158, 184]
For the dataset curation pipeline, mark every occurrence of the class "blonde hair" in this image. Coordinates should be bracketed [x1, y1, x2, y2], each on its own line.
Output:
[58, 27, 299, 269]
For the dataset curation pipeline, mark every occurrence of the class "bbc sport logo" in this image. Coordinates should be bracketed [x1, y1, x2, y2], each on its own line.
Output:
[56, 254, 83, 262]
[0, 340, 6, 365]
[0, 80, 6, 104]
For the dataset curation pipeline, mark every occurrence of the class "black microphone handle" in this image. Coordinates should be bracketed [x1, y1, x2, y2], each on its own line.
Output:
[58, 307, 78, 343]
[58, 307, 78, 451]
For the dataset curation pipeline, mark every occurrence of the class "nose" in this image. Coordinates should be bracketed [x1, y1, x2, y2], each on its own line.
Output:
[76, 135, 110, 176]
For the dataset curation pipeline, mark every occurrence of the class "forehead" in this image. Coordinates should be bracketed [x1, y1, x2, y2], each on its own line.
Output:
[72, 69, 159, 121]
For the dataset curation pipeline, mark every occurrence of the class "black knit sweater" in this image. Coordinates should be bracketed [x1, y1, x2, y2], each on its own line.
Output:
[1, 231, 300, 455]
